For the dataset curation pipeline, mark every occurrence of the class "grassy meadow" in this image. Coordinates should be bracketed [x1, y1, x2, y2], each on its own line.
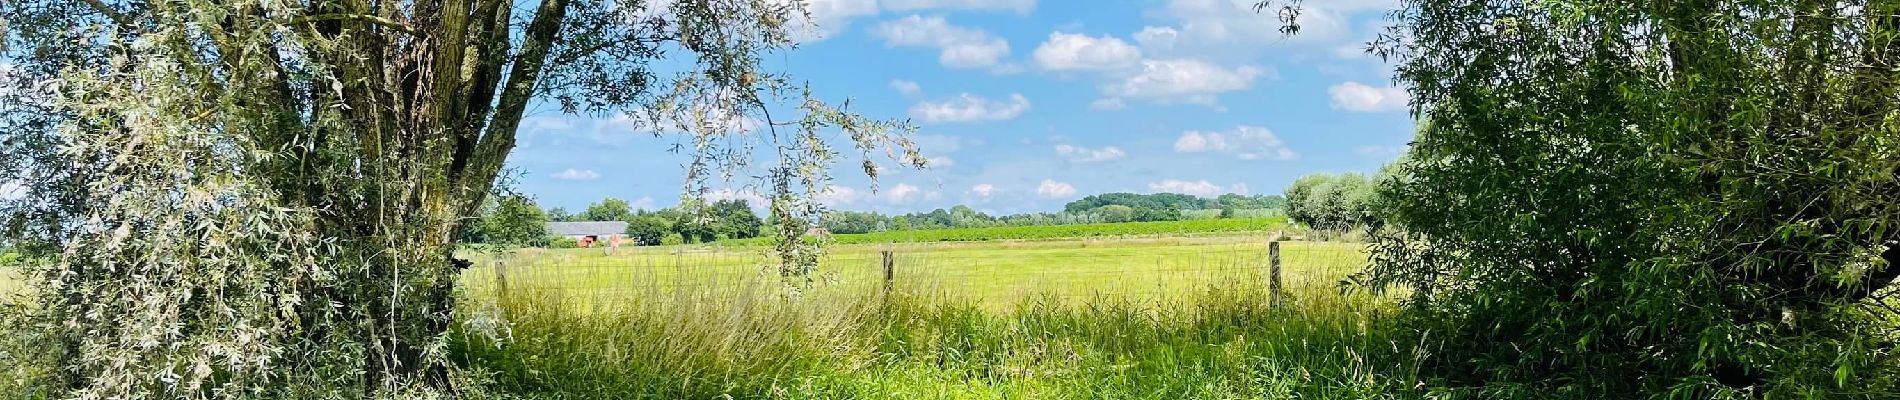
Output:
[450, 234, 1415, 399]
[460, 234, 1361, 310]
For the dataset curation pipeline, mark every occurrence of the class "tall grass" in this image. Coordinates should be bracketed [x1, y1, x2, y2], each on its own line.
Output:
[451, 274, 1422, 399]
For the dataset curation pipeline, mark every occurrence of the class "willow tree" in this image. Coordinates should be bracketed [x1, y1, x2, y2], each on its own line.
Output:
[1363, 0, 1900, 397]
[0, 0, 917, 397]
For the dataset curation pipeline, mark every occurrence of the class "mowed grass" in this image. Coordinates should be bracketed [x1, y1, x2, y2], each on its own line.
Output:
[458, 234, 1365, 309]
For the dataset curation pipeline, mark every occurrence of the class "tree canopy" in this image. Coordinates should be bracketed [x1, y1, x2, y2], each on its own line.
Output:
[0, 0, 920, 396]
[1368, 0, 1900, 396]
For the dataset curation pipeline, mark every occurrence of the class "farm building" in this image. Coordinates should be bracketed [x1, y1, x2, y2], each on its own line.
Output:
[548, 221, 627, 248]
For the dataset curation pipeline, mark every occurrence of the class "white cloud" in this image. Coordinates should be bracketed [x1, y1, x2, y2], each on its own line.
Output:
[1132, 26, 1180, 52]
[881, 0, 1036, 14]
[1089, 98, 1128, 110]
[1102, 59, 1266, 105]
[819, 186, 865, 206]
[630, 196, 659, 210]
[873, 15, 1011, 69]
[908, 93, 1031, 123]
[1032, 32, 1142, 71]
[551, 168, 602, 181]
[1054, 144, 1126, 162]
[703, 189, 769, 207]
[0, 181, 23, 201]
[1137, 0, 1395, 58]
[969, 183, 998, 200]
[926, 156, 956, 167]
[1328, 81, 1409, 112]
[1148, 179, 1225, 197]
[1229, 183, 1251, 195]
[889, 79, 923, 96]
[1173, 126, 1298, 161]
[789, 0, 881, 41]
[1037, 179, 1077, 199]
[886, 183, 925, 203]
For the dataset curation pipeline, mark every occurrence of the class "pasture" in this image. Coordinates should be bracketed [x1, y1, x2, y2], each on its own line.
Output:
[449, 234, 1407, 399]
[459, 234, 1363, 309]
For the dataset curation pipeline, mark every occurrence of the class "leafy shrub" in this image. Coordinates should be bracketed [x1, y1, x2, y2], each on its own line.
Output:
[547, 236, 579, 249]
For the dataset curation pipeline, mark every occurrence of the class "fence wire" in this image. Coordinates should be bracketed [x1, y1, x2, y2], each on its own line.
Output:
[462, 236, 1369, 308]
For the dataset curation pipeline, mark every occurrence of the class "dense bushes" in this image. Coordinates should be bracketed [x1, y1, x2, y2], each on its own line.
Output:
[1369, 1, 1900, 397]
[1284, 173, 1378, 230]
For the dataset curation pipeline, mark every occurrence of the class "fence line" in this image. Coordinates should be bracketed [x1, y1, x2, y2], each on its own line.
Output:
[468, 239, 1366, 307]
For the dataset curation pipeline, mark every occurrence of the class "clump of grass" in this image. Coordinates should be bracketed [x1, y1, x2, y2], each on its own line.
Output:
[453, 275, 1423, 399]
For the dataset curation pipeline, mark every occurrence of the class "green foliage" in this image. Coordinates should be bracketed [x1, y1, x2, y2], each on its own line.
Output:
[1284, 173, 1378, 230]
[0, 0, 922, 396]
[547, 236, 580, 249]
[475, 194, 551, 247]
[623, 216, 672, 246]
[579, 197, 634, 222]
[728, 217, 1287, 245]
[546, 207, 575, 222]
[660, 233, 686, 246]
[1370, 0, 1900, 397]
[1093, 205, 1137, 223]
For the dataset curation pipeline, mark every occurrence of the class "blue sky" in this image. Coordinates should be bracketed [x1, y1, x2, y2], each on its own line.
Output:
[506, 0, 1415, 215]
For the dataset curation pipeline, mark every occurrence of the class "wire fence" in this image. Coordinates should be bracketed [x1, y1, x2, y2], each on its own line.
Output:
[461, 235, 1369, 308]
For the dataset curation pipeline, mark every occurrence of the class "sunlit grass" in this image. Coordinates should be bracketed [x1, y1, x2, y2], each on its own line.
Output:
[458, 235, 1366, 310]
[450, 235, 1414, 399]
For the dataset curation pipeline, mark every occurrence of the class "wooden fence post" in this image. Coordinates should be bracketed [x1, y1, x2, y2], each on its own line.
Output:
[881, 245, 895, 297]
[495, 260, 510, 299]
[1268, 241, 1283, 308]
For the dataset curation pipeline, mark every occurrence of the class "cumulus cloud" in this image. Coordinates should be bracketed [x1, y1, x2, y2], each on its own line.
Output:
[873, 15, 1011, 69]
[889, 79, 923, 96]
[1037, 180, 1077, 199]
[818, 186, 864, 206]
[1032, 32, 1142, 71]
[926, 156, 956, 167]
[969, 183, 998, 200]
[1328, 81, 1409, 112]
[1054, 144, 1126, 163]
[787, 0, 881, 41]
[1089, 98, 1128, 110]
[1136, 0, 1395, 57]
[1174, 126, 1298, 161]
[881, 0, 1036, 14]
[1147, 179, 1225, 197]
[908, 93, 1031, 123]
[631, 197, 660, 210]
[551, 168, 602, 181]
[1102, 59, 1266, 105]
[886, 183, 925, 203]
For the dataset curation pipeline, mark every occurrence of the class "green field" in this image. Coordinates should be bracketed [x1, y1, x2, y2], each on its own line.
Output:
[462, 233, 1360, 309]
[721, 217, 1290, 246]
[450, 234, 1402, 399]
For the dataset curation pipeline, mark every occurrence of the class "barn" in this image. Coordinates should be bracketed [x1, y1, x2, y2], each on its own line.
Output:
[547, 221, 628, 248]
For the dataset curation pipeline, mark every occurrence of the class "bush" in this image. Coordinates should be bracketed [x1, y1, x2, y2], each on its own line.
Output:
[546, 236, 579, 249]
[660, 233, 685, 246]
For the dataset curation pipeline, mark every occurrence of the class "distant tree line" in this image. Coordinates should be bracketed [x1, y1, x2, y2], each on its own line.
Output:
[462, 196, 764, 247]
[820, 193, 1286, 234]
[466, 192, 1286, 246]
